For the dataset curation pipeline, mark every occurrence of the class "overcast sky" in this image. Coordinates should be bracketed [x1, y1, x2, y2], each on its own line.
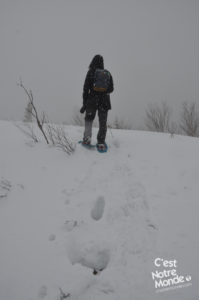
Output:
[1, 0, 199, 127]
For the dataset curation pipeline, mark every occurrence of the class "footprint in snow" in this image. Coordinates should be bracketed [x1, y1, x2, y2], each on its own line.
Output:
[67, 242, 110, 274]
[65, 220, 78, 232]
[91, 196, 105, 221]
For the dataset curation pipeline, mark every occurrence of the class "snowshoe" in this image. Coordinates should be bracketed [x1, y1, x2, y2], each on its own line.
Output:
[78, 140, 96, 149]
[96, 143, 108, 153]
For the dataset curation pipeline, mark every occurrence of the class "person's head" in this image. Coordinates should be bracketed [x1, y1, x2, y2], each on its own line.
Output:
[89, 54, 104, 69]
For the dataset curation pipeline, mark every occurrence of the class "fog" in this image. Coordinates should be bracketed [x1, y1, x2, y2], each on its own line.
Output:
[1, 0, 199, 127]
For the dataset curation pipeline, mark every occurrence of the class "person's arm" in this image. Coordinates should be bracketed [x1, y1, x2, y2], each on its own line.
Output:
[107, 75, 114, 94]
[82, 70, 91, 106]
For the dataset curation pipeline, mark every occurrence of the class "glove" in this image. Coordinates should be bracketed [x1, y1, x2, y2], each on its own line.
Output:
[80, 105, 86, 114]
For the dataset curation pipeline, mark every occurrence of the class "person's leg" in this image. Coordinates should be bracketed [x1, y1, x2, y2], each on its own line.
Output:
[83, 120, 93, 143]
[83, 110, 96, 143]
[97, 110, 108, 144]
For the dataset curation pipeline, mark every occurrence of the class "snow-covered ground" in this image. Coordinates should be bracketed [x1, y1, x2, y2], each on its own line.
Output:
[0, 120, 198, 300]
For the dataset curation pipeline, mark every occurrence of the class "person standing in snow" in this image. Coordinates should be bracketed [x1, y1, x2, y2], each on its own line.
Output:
[80, 55, 114, 150]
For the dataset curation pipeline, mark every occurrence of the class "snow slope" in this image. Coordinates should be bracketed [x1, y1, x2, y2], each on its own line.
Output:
[0, 121, 198, 300]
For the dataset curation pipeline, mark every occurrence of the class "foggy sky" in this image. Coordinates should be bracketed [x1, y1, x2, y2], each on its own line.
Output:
[1, 0, 199, 127]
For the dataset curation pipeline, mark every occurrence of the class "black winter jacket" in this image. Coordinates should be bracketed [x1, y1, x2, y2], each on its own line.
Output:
[82, 55, 114, 111]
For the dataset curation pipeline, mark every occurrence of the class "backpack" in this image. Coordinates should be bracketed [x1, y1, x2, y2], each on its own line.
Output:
[93, 69, 111, 92]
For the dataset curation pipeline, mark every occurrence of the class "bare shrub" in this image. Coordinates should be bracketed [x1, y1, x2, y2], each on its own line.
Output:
[18, 80, 49, 144]
[180, 102, 199, 137]
[46, 122, 75, 155]
[18, 80, 75, 154]
[145, 101, 172, 132]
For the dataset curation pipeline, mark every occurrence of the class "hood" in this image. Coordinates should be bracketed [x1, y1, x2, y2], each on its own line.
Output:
[89, 55, 104, 70]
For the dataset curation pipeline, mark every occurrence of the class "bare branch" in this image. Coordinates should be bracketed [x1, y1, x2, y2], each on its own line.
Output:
[180, 102, 199, 136]
[18, 80, 49, 144]
[19, 80, 75, 155]
[46, 123, 75, 155]
[145, 101, 172, 132]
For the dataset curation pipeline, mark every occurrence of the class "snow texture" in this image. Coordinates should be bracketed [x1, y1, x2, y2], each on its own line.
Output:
[0, 121, 198, 300]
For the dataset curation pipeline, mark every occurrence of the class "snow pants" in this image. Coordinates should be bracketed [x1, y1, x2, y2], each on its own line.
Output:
[84, 109, 108, 144]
